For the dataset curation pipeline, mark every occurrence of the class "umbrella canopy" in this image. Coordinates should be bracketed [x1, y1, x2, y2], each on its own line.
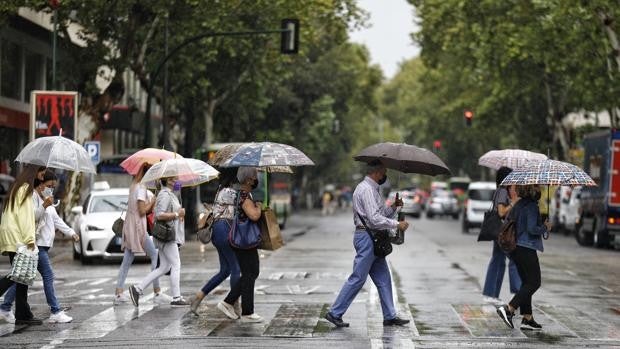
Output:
[120, 148, 181, 175]
[478, 149, 547, 170]
[500, 159, 596, 186]
[354, 142, 451, 176]
[15, 136, 96, 173]
[210, 143, 293, 173]
[219, 142, 314, 168]
[140, 158, 220, 188]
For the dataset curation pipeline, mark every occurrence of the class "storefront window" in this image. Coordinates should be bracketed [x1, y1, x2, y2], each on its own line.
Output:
[24, 49, 43, 103]
[1, 39, 22, 100]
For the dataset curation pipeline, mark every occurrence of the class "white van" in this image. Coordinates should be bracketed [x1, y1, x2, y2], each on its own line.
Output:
[462, 181, 496, 233]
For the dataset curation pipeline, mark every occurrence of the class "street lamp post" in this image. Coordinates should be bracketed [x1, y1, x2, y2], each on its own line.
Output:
[143, 19, 299, 148]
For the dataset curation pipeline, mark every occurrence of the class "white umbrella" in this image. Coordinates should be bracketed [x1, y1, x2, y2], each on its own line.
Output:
[478, 149, 547, 170]
[15, 136, 96, 173]
[140, 158, 220, 188]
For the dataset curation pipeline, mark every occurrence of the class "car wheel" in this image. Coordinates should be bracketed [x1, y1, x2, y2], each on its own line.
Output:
[452, 213, 459, 220]
[79, 239, 93, 265]
[72, 243, 80, 260]
[576, 221, 593, 246]
[593, 228, 610, 248]
[412, 213, 420, 219]
[426, 212, 434, 219]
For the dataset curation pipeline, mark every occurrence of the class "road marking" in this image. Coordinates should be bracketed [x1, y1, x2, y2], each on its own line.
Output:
[39, 289, 165, 349]
[88, 278, 111, 286]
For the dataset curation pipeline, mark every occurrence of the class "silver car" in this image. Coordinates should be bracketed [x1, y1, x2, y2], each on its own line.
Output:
[426, 189, 460, 219]
[386, 190, 423, 218]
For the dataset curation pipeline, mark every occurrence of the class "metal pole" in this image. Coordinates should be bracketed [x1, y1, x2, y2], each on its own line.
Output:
[162, 15, 169, 149]
[52, 9, 57, 90]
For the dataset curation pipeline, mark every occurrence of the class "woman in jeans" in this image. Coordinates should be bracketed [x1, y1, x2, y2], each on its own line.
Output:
[114, 164, 167, 305]
[1, 170, 79, 323]
[0, 165, 46, 325]
[497, 184, 551, 330]
[130, 176, 189, 307]
[217, 167, 263, 322]
[482, 166, 522, 305]
[190, 169, 240, 316]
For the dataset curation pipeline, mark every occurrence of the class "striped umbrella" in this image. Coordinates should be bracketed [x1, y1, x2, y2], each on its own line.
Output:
[500, 159, 596, 186]
[478, 149, 547, 170]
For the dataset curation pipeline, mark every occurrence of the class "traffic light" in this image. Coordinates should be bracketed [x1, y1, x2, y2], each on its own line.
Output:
[464, 109, 473, 127]
[281, 19, 299, 54]
[433, 140, 442, 152]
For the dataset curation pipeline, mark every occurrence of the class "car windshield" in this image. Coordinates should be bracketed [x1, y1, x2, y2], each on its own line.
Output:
[469, 189, 495, 201]
[433, 190, 453, 198]
[89, 195, 127, 213]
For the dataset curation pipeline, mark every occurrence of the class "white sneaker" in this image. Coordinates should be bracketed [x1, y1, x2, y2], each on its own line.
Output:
[483, 296, 503, 305]
[240, 313, 263, 323]
[113, 293, 130, 305]
[48, 311, 73, 323]
[217, 301, 239, 319]
[0, 309, 15, 324]
[153, 293, 173, 304]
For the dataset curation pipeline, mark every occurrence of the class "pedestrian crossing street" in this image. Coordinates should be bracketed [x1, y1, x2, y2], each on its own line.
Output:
[1, 273, 619, 348]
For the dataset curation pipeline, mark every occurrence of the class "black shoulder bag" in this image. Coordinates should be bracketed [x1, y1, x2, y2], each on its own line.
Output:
[477, 189, 503, 242]
[357, 213, 393, 258]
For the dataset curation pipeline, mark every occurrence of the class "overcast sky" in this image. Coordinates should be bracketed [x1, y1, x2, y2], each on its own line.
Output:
[348, 0, 420, 80]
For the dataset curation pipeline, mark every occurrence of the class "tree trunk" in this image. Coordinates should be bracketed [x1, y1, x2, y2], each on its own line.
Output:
[543, 79, 570, 160]
[203, 99, 217, 147]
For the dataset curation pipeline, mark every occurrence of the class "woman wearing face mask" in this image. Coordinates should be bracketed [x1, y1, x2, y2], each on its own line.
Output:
[0, 165, 46, 325]
[190, 168, 240, 316]
[497, 184, 551, 331]
[129, 176, 189, 307]
[0, 170, 79, 323]
[217, 167, 263, 322]
[114, 163, 168, 305]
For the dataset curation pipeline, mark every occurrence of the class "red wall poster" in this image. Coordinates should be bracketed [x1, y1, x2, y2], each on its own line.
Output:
[29, 90, 79, 140]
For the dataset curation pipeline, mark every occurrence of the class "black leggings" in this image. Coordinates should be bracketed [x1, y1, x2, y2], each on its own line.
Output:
[224, 248, 259, 315]
[0, 253, 34, 320]
[509, 246, 541, 315]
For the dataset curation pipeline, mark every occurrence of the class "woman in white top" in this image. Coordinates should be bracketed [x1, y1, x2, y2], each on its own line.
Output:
[129, 175, 188, 307]
[0, 170, 79, 323]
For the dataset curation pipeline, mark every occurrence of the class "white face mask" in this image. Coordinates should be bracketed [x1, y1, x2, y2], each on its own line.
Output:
[42, 187, 54, 199]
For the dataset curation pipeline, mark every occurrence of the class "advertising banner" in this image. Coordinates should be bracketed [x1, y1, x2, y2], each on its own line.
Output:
[30, 91, 78, 140]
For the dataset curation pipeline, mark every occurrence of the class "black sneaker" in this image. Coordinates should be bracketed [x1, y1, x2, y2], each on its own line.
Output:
[324, 312, 349, 327]
[383, 316, 410, 326]
[129, 285, 140, 307]
[496, 305, 514, 329]
[15, 317, 43, 325]
[520, 317, 542, 331]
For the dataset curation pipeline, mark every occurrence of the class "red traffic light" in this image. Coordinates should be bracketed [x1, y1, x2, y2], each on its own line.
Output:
[464, 109, 473, 126]
[433, 140, 442, 151]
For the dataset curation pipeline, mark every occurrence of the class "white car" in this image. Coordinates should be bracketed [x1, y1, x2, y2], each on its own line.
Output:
[558, 186, 582, 235]
[462, 181, 496, 233]
[71, 187, 134, 264]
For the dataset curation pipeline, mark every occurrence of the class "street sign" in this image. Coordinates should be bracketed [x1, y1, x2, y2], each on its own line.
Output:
[84, 141, 100, 165]
[30, 90, 79, 141]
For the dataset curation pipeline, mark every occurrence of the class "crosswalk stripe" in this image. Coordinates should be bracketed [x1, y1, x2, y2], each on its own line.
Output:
[88, 278, 111, 286]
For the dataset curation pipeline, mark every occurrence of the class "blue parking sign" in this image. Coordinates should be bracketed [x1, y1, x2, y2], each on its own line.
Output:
[84, 141, 100, 165]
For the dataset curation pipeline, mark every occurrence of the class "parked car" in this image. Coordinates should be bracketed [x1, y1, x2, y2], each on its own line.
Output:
[558, 186, 583, 235]
[462, 181, 496, 233]
[71, 186, 133, 264]
[386, 189, 423, 218]
[426, 189, 460, 219]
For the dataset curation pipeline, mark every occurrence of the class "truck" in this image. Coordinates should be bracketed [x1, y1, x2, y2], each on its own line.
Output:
[577, 129, 620, 249]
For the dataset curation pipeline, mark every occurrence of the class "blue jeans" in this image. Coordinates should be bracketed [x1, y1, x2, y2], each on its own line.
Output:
[329, 231, 397, 321]
[116, 235, 160, 290]
[482, 241, 522, 298]
[200, 219, 240, 295]
[1, 247, 60, 314]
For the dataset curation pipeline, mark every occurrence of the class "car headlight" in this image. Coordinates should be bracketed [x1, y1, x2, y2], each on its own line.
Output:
[86, 225, 104, 231]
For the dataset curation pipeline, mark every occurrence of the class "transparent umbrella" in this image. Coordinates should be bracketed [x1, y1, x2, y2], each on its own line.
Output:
[140, 158, 220, 189]
[15, 135, 96, 173]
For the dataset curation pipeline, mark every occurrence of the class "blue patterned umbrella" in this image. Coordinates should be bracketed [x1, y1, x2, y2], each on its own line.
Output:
[219, 142, 314, 168]
[500, 159, 596, 186]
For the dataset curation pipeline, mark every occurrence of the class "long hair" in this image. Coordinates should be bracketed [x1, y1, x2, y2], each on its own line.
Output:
[4, 164, 46, 212]
[35, 169, 57, 188]
[496, 166, 512, 187]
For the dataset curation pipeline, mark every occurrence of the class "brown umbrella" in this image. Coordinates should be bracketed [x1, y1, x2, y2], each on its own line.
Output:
[354, 142, 451, 176]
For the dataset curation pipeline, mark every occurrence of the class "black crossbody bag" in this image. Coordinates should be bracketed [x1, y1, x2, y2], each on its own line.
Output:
[357, 213, 393, 258]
